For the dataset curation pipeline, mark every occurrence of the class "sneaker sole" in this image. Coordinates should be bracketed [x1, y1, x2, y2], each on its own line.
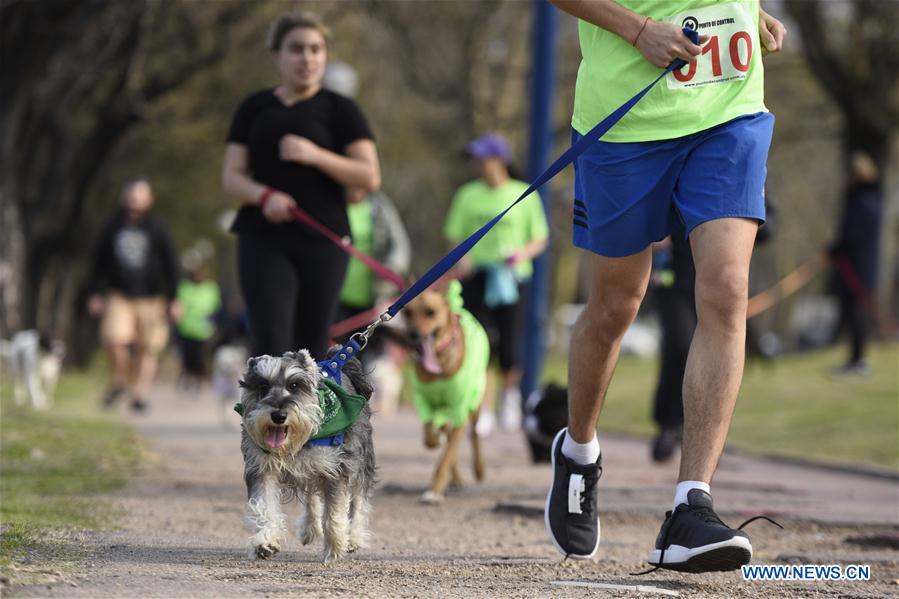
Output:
[648, 537, 752, 573]
[544, 428, 600, 560]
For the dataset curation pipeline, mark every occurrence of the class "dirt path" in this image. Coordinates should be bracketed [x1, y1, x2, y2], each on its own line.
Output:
[11, 384, 899, 598]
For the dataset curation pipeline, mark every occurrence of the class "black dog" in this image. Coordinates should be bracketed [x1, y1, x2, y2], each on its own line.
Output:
[523, 383, 568, 463]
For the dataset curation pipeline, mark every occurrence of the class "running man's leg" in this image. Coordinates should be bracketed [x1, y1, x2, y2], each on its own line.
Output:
[130, 297, 170, 411]
[131, 348, 159, 407]
[545, 248, 651, 559]
[568, 249, 652, 444]
[100, 294, 134, 407]
[107, 345, 130, 389]
[549, 127, 681, 558]
[679, 218, 757, 483]
[644, 113, 772, 573]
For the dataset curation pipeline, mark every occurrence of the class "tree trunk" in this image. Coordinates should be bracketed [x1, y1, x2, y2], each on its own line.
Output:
[0, 183, 26, 338]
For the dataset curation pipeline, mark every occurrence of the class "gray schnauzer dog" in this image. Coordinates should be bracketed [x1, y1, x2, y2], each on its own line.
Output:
[238, 349, 375, 563]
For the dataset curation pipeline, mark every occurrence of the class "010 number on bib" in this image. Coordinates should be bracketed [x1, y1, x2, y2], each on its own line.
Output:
[665, 2, 756, 90]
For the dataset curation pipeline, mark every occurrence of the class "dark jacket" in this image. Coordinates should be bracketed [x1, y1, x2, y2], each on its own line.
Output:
[88, 210, 180, 299]
[830, 182, 883, 291]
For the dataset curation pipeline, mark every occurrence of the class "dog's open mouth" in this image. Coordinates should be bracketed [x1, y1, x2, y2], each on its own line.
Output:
[415, 334, 442, 375]
[265, 426, 289, 449]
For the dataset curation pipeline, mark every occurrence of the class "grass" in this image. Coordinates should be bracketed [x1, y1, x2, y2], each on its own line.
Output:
[542, 343, 899, 471]
[0, 362, 143, 578]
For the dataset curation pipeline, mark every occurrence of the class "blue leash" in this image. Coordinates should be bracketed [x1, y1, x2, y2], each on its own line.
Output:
[337, 28, 700, 358]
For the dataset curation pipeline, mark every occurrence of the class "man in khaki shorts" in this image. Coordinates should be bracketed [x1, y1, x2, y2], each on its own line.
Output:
[87, 179, 181, 412]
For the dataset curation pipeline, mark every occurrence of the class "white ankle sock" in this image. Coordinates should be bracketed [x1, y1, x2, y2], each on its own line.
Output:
[674, 480, 710, 509]
[561, 430, 600, 465]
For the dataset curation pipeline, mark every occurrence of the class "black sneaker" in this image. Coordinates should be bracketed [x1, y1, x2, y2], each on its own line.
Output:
[647, 489, 751, 572]
[544, 428, 601, 559]
[651, 426, 682, 463]
[130, 397, 148, 413]
[101, 386, 126, 409]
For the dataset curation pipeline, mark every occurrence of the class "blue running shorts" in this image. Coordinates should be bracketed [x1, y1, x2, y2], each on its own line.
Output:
[572, 112, 774, 258]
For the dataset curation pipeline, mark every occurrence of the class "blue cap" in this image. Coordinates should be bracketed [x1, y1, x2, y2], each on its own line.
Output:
[465, 133, 511, 163]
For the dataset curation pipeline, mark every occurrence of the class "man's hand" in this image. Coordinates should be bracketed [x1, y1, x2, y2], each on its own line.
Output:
[759, 9, 786, 55]
[635, 19, 710, 68]
[505, 251, 523, 267]
[261, 191, 298, 223]
[280, 134, 321, 166]
[87, 294, 105, 318]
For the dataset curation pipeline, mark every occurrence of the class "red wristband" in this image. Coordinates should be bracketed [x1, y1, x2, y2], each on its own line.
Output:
[258, 187, 275, 209]
[633, 16, 650, 47]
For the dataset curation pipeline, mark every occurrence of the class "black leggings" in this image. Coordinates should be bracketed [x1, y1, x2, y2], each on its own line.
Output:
[460, 270, 528, 372]
[238, 234, 348, 360]
[837, 284, 868, 363]
[653, 286, 696, 429]
[178, 335, 207, 377]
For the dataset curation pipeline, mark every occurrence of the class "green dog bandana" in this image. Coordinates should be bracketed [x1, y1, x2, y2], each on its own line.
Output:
[309, 379, 366, 441]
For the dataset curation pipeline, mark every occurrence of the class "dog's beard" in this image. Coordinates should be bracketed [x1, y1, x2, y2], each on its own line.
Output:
[245, 403, 321, 455]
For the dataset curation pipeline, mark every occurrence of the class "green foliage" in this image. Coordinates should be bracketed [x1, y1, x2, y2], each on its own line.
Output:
[0, 363, 143, 571]
[542, 343, 899, 470]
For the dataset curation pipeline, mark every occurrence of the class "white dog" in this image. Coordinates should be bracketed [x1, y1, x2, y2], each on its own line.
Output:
[0, 330, 65, 410]
[212, 344, 248, 426]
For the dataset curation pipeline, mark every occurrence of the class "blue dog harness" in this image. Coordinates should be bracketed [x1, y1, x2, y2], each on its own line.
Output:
[308, 339, 363, 447]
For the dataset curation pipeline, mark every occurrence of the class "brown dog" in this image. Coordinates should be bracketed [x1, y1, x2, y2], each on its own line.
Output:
[400, 282, 491, 504]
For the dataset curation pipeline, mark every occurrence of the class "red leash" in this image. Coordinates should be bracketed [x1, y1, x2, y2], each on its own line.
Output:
[287, 204, 405, 289]
[258, 187, 405, 289]
[329, 299, 397, 339]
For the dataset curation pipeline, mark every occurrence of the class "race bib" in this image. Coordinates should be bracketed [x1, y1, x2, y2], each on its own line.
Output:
[665, 2, 756, 90]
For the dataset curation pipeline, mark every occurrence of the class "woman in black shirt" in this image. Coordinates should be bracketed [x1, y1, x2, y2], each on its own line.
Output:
[222, 12, 380, 359]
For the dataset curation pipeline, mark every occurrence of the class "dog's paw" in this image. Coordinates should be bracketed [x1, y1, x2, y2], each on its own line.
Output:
[419, 490, 444, 504]
[320, 543, 347, 563]
[248, 528, 283, 560]
[252, 541, 281, 560]
[449, 468, 464, 489]
[473, 458, 486, 482]
[347, 529, 370, 553]
[423, 423, 442, 448]
[300, 525, 322, 546]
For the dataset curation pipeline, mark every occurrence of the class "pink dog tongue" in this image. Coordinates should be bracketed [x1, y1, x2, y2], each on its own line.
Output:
[420, 336, 442, 374]
[265, 427, 287, 449]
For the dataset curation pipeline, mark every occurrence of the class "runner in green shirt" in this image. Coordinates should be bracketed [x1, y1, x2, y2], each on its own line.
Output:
[175, 259, 221, 390]
[543, 0, 786, 573]
[444, 133, 549, 434]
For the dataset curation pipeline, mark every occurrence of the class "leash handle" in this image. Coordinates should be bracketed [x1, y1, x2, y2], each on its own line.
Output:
[386, 28, 700, 318]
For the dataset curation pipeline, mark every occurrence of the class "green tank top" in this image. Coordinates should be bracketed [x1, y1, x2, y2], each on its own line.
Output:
[175, 280, 220, 341]
[339, 200, 375, 309]
[572, 0, 766, 142]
